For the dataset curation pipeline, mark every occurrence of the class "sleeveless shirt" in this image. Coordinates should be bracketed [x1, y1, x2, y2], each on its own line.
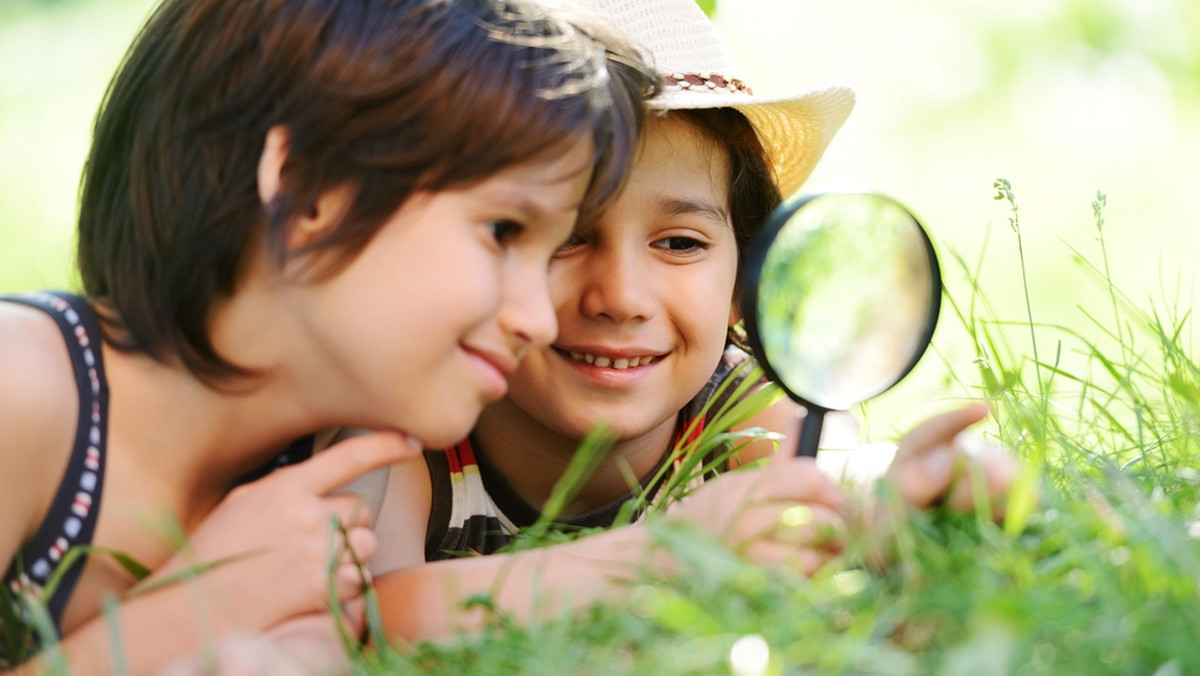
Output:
[1, 292, 109, 665]
[0, 292, 312, 666]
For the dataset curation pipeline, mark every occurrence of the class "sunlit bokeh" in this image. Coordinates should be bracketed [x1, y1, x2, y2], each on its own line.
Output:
[729, 633, 771, 676]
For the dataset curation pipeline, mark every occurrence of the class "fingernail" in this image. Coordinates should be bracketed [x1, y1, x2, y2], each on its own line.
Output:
[955, 431, 987, 457]
[922, 446, 955, 482]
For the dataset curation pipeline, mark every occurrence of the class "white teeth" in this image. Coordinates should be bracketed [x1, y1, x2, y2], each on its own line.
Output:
[566, 352, 654, 369]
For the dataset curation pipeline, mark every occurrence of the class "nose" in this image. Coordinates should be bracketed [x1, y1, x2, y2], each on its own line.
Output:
[576, 240, 654, 323]
[500, 262, 558, 353]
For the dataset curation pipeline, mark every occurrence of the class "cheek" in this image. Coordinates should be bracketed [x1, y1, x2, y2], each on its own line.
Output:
[504, 348, 558, 407]
[546, 261, 582, 317]
[689, 260, 738, 338]
[671, 284, 736, 354]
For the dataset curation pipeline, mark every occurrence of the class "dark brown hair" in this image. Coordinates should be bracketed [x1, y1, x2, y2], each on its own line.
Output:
[671, 107, 781, 268]
[77, 0, 657, 380]
[669, 107, 780, 349]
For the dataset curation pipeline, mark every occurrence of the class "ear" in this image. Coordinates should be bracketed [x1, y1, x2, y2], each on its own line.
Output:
[257, 125, 290, 205]
[258, 125, 345, 250]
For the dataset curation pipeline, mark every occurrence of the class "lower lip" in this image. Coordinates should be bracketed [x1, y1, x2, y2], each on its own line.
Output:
[464, 349, 509, 400]
[555, 349, 659, 387]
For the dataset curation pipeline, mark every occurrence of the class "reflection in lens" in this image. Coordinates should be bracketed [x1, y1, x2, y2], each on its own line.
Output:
[755, 193, 937, 410]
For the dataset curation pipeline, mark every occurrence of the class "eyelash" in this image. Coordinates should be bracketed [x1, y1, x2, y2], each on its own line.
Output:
[652, 236, 708, 253]
[489, 220, 524, 248]
[553, 234, 710, 257]
[554, 233, 585, 255]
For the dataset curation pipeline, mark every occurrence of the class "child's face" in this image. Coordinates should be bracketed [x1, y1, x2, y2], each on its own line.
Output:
[503, 116, 739, 442]
[292, 140, 593, 448]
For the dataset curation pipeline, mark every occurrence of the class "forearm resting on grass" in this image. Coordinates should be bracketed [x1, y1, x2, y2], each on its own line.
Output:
[5, 580, 323, 676]
[374, 454, 845, 644]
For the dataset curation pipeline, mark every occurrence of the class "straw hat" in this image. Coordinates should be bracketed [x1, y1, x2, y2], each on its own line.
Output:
[584, 0, 855, 196]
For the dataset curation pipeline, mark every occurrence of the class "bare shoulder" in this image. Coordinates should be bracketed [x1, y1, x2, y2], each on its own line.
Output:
[323, 427, 433, 573]
[0, 301, 82, 559]
[369, 450, 434, 574]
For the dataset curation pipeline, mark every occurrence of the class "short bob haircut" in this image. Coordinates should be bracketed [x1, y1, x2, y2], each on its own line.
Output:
[78, 0, 658, 380]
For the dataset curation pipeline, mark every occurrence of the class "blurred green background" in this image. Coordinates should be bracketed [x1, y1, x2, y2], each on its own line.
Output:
[1, 0, 1197, 433]
[710, 0, 1200, 432]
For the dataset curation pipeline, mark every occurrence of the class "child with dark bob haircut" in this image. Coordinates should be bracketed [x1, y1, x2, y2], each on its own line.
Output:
[0, 0, 657, 672]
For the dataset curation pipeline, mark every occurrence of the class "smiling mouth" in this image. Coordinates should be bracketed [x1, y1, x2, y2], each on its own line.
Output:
[563, 351, 658, 370]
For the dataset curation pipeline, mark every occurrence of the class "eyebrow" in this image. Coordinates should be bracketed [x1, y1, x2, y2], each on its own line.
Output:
[482, 187, 580, 223]
[478, 189, 545, 223]
[658, 196, 730, 227]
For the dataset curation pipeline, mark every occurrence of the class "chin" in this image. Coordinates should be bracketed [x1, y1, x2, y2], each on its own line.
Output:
[560, 416, 657, 444]
[420, 412, 482, 449]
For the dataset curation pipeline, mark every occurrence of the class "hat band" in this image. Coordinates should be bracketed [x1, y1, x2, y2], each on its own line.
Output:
[664, 72, 754, 96]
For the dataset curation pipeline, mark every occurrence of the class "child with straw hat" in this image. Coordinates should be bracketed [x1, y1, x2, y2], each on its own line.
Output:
[365, 0, 1016, 644]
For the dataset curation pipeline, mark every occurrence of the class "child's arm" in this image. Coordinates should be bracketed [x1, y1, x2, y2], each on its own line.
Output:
[373, 453, 844, 643]
[154, 612, 359, 676]
[3, 432, 413, 675]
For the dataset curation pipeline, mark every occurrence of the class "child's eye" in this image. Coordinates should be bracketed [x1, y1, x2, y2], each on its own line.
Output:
[489, 220, 524, 248]
[553, 232, 586, 256]
[651, 236, 707, 253]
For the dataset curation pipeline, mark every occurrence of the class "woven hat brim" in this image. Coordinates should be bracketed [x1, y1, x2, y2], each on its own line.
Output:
[650, 85, 855, 197]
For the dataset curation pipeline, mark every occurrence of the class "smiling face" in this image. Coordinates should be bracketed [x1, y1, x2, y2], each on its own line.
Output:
[286, 139, 593, 448]
[500, 114, 739, 443]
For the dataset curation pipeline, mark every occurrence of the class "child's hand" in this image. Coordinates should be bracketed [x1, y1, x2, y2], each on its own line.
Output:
[157, 431, 419, 633]
[666, 454, 846, 576]
[881, 403, 1018, 519]
[155, 612, 356, 676]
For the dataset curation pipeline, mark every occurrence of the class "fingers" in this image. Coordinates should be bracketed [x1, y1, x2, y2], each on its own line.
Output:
[738, 503, 845, 577]
[743, 541, 838, 577]
[339, 525, 377, 567]
[676, 459, 847, 578]
[886, 404, 993, 509]
[290, 431, 421, 494]
[324, 493, 374, 530]
[332, 563, 370, 604]
[884, 403, 1023, 520]
[328, 527, 376, 602]
[893, 403, 991, 461]
[941, 438, 1018, 514]
[338, 597, 367, 640]
[759, 455, 843, 511]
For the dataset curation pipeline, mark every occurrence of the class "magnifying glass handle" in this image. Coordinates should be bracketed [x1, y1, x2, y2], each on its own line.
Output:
[795, 407, 825, 458]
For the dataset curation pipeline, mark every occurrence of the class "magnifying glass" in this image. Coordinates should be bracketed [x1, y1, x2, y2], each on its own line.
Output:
[739, 191, 942, 458]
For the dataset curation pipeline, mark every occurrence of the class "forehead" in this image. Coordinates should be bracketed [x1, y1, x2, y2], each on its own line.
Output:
[475, 138, 595, 200]
[631, 113, 731, 199]
[460, 138, 596, 238]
